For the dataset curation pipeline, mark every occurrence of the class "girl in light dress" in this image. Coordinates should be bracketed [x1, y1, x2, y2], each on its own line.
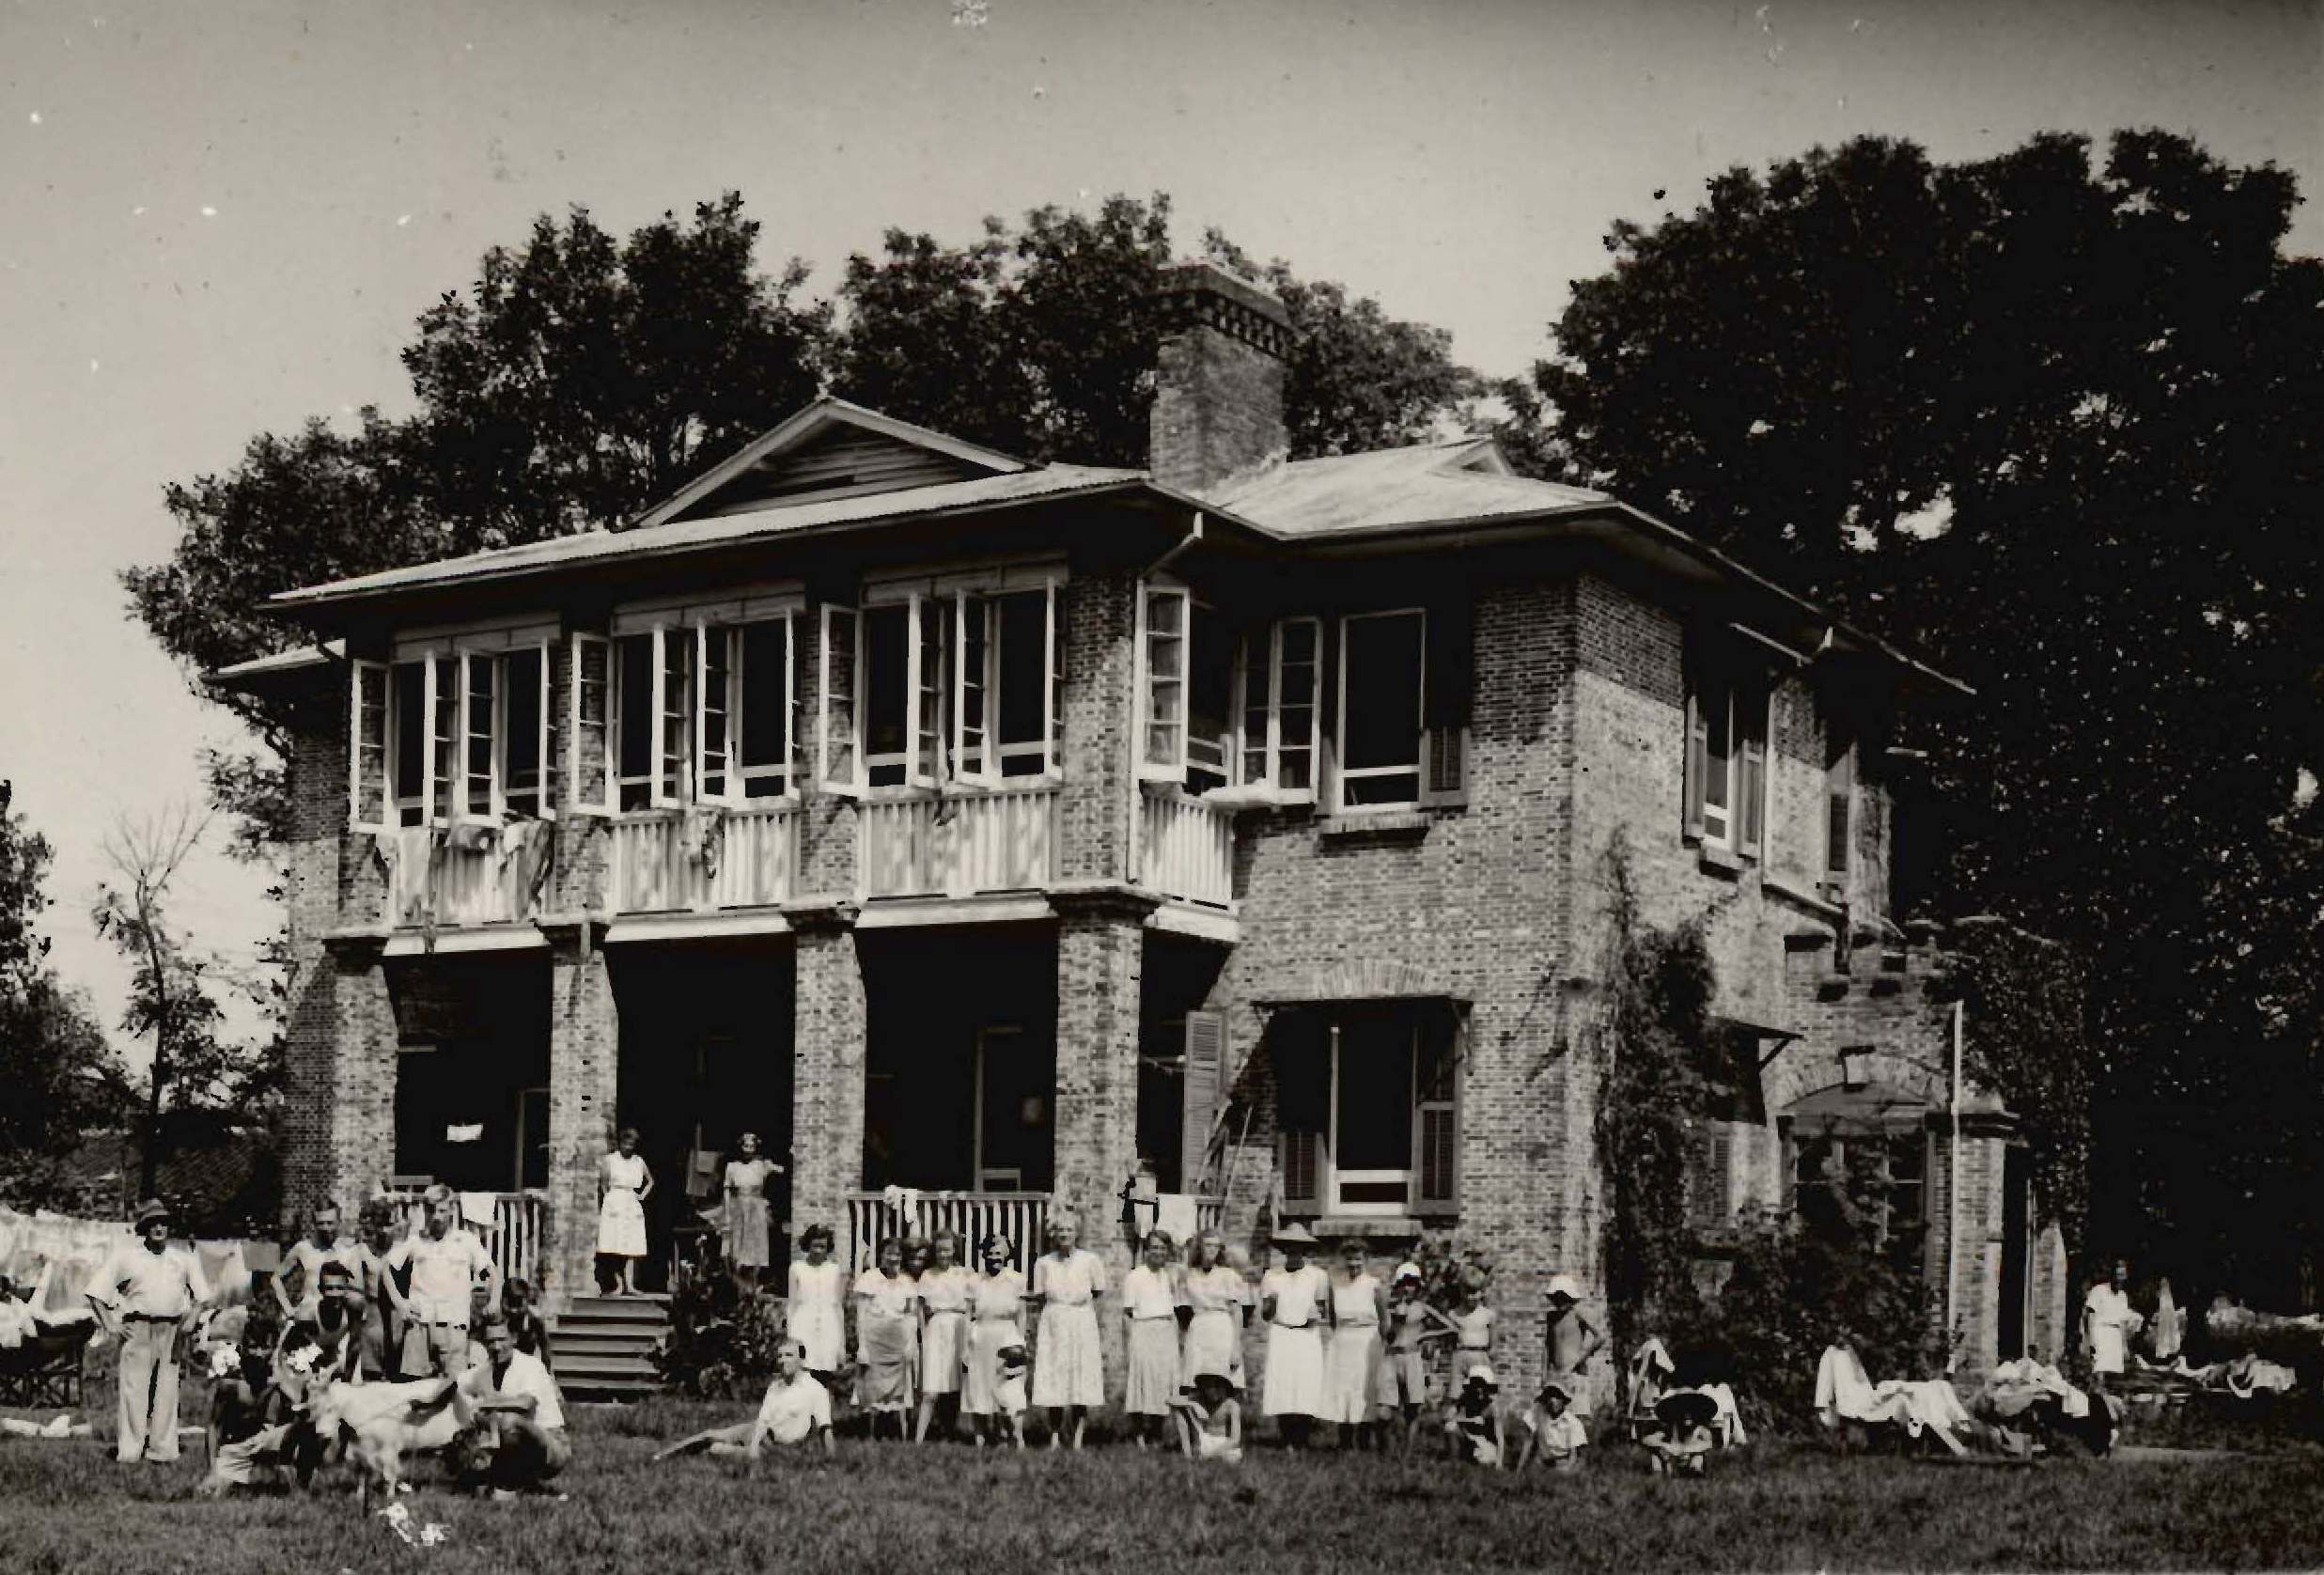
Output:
[959, 1234, 1028, 1449]
[786, 1224, 848, 1391]
[1323, 1237, 1386, 1451]
[853, 1236, 919, 1440]
[721, 1131, 781, 1291]
[1030, 1217, 1106, 1450]
[1378, 1262, 1458, 1455]
[1180, 1229, 1250, 1388]
[1258, 1224, 1331, 1450]
[1119, 1229, 1185, 1448]
[1170, 1371, 1244, 1463]
[913, 1228, 974, 1443]
[597, 1127, 654, 1296]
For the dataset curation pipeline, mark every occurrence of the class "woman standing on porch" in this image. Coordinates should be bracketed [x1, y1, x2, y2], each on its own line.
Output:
[960, 1233, 1028, 1447]
[597, 1128, 654, 1297]
[722, 1132, 780, 1290]
[1030, 1217, 1106, 1450]
[786, 1224, 847, 1386]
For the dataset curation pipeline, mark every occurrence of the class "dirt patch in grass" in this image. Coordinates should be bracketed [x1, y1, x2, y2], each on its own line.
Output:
[4, 1404, 2320, 1573]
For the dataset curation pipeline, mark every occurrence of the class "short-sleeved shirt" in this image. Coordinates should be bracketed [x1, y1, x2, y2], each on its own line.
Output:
[1454, 1304, 1495, 1349]
[1260, 1264, 1330, 1328]
[91, 1244, 204, 1319]
[1122, 1265, 1182, 1320]
[918, 1265, 974, 1317]
[1522, 1403, 1588, 1452]
[1184, 1265, 1250, 1318]
[755, 1371, 834, 1445]
[1033, 1250, 1105, 1307]
[386, 1230, 494, 1322]
[854, 1269, 917, 1318]
[970, 1267, 1027, 1320]
[461, 1349, 564, 1430]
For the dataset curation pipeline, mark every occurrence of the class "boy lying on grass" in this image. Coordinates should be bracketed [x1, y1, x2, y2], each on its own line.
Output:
[656, 1338, 834, 1464]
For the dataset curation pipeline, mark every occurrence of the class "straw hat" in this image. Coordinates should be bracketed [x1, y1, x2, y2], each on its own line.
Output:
[1544, 1272, 1583, 1303]
[133, 1197, 171, 1229]
[1392, 1261, 1424, 1285]
[1465, 1364, 1499, 1390]
[1270, 1223, 1319, 1247]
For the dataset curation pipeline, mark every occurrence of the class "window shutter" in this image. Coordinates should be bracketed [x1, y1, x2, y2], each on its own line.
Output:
[1683, 687, 1708, 841]
[818, 603, 860, 796]
[1273, 1012, 1328, 1213]
[910, 593, 944, 788]
[1420, 600, 1471, 803]
[1738, 687, 1767, 859]
[350, 659, 389, 830]
[1138, 582, 1190, 783]
[1824, 735, 1855, 888]
[532, 640, 555, 819]
[1280, 1129, 1320, 1212]
[1413, 1011, 1462, 1217]
[568, 633, 613, 814]
[1180, 1010, 1225, 1193]
[1422, 725, 1470, 807]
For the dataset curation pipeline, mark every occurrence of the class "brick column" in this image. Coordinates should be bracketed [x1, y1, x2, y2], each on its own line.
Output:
[1054, 570, 1140, 886]
[788, 901, 866, 1247]
[541, 919, 617, 1307]
[317, 934, 396, 1210]
[1052, 886, 1159, 1391]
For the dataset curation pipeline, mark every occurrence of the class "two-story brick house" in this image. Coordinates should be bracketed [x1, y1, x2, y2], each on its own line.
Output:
[219, 260, 2067, 1399]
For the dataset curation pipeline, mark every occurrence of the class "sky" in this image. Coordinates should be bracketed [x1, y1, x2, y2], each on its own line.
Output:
[1, 0, 2318, 1067]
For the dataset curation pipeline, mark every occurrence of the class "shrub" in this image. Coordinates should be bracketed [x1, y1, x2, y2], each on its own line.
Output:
[655, 1275, 787, 1399]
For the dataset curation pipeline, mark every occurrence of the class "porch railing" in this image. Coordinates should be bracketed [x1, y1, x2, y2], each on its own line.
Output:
[382, 821, 553, 930]
[1136, 787, 1236, 909]
[610, 804, 797, 914]
[845, 1193, 1052, 1278]
[859, 785, 1057, 901]
[382, 1189, 548, 1290]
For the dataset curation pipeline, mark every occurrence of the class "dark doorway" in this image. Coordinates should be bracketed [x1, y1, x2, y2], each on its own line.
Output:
[386, 955, 549, 1192]
[1999, 1144, 2031, 1361]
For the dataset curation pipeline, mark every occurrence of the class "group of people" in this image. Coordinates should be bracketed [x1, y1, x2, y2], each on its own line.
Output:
[657, 1219, 1610, 1470]
[86, 1190, 569, 1497]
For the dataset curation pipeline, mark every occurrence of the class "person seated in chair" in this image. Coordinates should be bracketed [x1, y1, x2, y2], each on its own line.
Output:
[456, 1316, 569, 1498]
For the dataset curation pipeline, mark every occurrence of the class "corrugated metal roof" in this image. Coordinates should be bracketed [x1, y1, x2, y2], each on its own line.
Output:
[1219, 439, 1612, 536]
[273, 463, 1144, 607]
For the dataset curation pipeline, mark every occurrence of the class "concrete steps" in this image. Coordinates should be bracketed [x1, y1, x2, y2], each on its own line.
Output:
[551, 1293, 669, 1399]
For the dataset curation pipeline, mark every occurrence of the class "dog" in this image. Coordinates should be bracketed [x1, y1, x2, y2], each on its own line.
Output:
[306, 1375, 478, 1509]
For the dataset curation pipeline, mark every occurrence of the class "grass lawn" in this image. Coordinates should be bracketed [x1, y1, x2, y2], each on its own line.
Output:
[5, 1399, 2323, 1574]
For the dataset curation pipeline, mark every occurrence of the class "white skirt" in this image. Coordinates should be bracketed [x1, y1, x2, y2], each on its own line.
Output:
[1032, 1303, 1103, 1408]
[921, 1309, 968, 1396]
[1323, 1324, 1380, 1423]
[789, 1296, 845, 1375]
[597, 1189, 647, 1257]
[1262, 1324, 1326, 1418]
[1125, 1319, 1180, 1416]
[1182, 1308, 1242, 1385]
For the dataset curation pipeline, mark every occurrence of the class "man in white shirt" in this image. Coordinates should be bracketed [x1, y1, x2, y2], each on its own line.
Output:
[652, 1339, 834, 1464]
[458, 1317, 569, 1496]
[383, 1185, 497, 1377]
[87, 1198, 208, 1463]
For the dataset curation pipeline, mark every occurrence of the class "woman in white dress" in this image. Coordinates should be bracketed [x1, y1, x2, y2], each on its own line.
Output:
[596, 1127, 653, 1296]
[1030, 1216, 1105, 1450]
[1181, 1228, 1250, 1387]
[1258, 1224, 1330, 1449]
[1120, 1229, 1185, 1446]
[785, 1224, 847, 1388]
[721, 1131, 780, 1290]
[1324, 1237, 1386, 1448]
[959, 1233, 1028, 1448]
[853, 1236, 919, 1440]
[913, 1228, 974, 1443]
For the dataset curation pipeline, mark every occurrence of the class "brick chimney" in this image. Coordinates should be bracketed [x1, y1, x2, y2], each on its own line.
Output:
[1148, 259, 1292, 497]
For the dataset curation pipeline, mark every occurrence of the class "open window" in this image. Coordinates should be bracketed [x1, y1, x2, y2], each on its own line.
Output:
[1335, 610, 1427, 810]
[569, 633, 613, 814]
[1138, 581, 1232, 792]
[382, 643, 554, 827]
[1238, 616, 1320, 800]
[819, 603, 860, 794]
[735, 617, 795, 799]
[1274, 1005, 1461, 1218]
[1685, 638, 1770, 855]
[1824, 724, 1856, 895]
[350, 659, 388, 830]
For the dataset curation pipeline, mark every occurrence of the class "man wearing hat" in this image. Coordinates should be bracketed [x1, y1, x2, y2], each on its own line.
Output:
[1540, 1272, 1605, 1419]
[87, 1198, 208, 1464]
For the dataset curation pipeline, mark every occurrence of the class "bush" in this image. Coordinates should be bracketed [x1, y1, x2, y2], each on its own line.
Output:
[654, 1276, 787, 1399]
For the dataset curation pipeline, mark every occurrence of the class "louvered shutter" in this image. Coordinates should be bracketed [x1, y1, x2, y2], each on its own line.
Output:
[1413, 1010, 1462, 1216]
[350, 659, 389, 830]
[1274, 1012, 1328, 1212]
[1180, 1010, 1225, 1193]
[1738, 686, 1767, 859]
[1683, 683, 1708, 841]
[1423, 725, 1470, 806]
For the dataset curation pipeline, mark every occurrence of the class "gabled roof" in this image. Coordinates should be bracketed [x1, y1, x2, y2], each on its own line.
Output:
[1219, 437, 1612, 536]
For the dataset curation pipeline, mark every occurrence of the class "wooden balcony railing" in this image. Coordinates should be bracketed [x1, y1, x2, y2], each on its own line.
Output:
[610, 804, 797, 914]
[859, 785, 1057, 901]
[1136, 787, 1236, 909]
[382, 821, 553, 930]
[845, 1192, 1052, 1278]
[383, 1189, 548, 1289]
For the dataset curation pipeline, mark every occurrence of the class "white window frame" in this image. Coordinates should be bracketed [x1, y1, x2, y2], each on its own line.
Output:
[1235, 616, 1321, 802]
[818, 602, 862, 795]
[1137, 581, 1191, 785]
[1692, 669, 1770, 854]
[695, 621, 736, 805]
[949, 583, 1060, 786]
[730, 615, 798, 803]
[1333, 608, 1427, 813]
[349, 658, 389, 831]
[492, 640, 554, 821]
[568, 632, 614, 815]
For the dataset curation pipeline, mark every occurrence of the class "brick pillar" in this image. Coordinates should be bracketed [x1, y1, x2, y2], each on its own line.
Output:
[1052, 889, 1159, 1392]
[542, 920, 617, 1307]
[1054, 571, 1139, 886]
[788, 902, 866, 1249]
[319, 935, 396, 1210]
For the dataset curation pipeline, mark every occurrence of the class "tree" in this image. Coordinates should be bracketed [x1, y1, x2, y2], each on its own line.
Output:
[0, 783, 134, 1205]
[1525, 130, 2324, 1299]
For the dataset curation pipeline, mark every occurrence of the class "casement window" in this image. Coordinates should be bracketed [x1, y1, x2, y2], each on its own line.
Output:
[608, 616, 798, 809]
[831, 578, 1061, 794]
[1789, 1126, 1926, 1271]
[1685, 647, 1770, 855]
[1138, 583, 1232, 789]
[569, 633, 613, 813]
[367, 641, 553, 828]
[733, 618, 795, 799]
[1275, 1007, 1460, 1218]
[1335, 609, 1427, 809]
[819, 603, 860, 793]
[953, 588, 1059, 782]
[1237, 617, 1320, 799]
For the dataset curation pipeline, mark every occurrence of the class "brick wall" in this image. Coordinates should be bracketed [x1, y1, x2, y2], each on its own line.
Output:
[544, 925, 617, 1302]
[1054, 569, 1138, 885]
[788, 914, 867, 1243]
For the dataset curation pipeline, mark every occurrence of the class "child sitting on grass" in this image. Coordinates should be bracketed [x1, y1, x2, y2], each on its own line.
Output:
[1639, 1391, 1718, 1476]
[653, 1338, 834, 1464]
[1512, 1377, 1588, 1473]
[988, 1344, 1030, 1450]
[1170, 1372, 1244, 1463]
[1443, 1364, 1506, 1468]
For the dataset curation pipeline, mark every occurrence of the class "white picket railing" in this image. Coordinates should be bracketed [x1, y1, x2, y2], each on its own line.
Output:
[610, 804, 797, 914]
[845, 1193, 1052, 1278]
[859, 785, 1057, 901]
[1137, 787, 1236, 909]
[382, 821, 554, 930]
[382, 1190, 548, 1289]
